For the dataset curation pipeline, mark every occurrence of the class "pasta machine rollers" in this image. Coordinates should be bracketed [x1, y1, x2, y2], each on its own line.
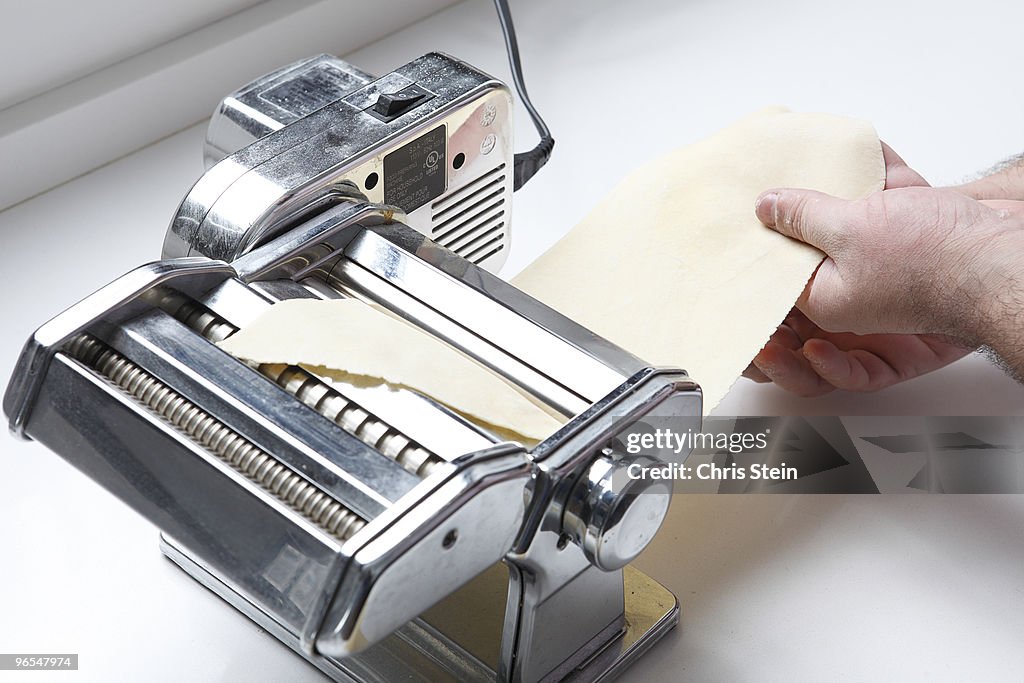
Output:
[5, 53, 702, 682]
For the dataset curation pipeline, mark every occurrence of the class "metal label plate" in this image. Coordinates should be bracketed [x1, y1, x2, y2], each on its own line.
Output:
[384, 125, 446, 212]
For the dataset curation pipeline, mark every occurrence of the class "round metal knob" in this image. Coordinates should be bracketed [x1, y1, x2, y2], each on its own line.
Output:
[562, 453, 672, 571]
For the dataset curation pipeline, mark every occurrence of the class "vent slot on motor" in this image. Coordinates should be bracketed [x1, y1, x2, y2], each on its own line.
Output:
[431, 164, 507, 265]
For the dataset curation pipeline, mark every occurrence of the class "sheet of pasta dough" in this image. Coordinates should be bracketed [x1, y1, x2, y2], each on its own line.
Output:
[512, 107, 885, 411]
[218, 298, 564, 441]
[220, 107, 884, 439]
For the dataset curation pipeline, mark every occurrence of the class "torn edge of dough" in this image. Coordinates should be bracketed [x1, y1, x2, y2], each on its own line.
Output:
[304, 364, 550, 445]
[217, 298, 564, 443]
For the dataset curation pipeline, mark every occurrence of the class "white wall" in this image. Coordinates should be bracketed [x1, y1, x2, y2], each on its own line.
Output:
[0, 0, 263, 109]
[0, 0, 461, 211]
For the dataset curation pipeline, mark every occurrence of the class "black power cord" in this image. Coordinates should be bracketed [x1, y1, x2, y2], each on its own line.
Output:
[492, 0, 554, 191]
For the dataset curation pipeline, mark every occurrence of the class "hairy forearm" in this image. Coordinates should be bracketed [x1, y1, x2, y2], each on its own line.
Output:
[977, 232, 1024, 379]
[955, 153, 1024, 201]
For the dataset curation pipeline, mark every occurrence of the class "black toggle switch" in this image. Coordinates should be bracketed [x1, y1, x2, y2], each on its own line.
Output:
[374, 91, 424, 117]
[367, 84, 433, 122]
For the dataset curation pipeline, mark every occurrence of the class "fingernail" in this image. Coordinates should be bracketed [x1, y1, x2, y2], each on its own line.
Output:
[755, 192, 779, 226]
[754, 357, 778, 377]
[803, 344, 835, 376]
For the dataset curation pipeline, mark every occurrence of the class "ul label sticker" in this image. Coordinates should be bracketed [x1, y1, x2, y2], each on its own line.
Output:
[384, 125, 447, 212]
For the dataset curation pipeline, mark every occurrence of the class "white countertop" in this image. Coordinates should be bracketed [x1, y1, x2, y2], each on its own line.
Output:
[2, 0, 1023, 680]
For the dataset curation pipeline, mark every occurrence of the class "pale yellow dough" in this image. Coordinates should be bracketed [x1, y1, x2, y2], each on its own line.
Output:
[220, 108, 885, 438]
[512, 107, 885, 411]
[217, 298, 564, 441]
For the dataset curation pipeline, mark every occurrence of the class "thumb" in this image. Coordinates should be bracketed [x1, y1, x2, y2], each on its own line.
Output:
[754, 189, 851, 254]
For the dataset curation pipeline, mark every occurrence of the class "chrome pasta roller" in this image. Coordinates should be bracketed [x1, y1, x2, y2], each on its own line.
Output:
[5, 50, 701, 682]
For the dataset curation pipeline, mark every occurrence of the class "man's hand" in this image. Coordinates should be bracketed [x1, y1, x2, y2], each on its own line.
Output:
[745, 144, 1024, 396]
[757, 182, 1024, 338]
[953, 153, 1024, 202]
[743, 309, 971, 396]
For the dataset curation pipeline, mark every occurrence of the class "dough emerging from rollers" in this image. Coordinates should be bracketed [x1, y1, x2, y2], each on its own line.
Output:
[220, 107, 885, 441]
[217, 298, 564, 442]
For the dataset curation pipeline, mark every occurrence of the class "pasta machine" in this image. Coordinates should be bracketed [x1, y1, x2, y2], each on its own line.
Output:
[5, 53, 702, 682]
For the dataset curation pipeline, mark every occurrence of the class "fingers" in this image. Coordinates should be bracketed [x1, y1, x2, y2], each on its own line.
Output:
[754, 336, 905, 394]
[742, 364, 771, 383]
[781, 308, 819, 341]
[754, 189, 850, 253]
[751, 342, 835, 397]
[753, 190, 861, 332]
[750, 324, 835, 397]
[743, 322, 797, 383]
[802, 338, 899, 392]
[755, 141, 929, 248]
[792, 334, 971, 393]
[881, 142, 930, 189]
[880, 142, 908, 171]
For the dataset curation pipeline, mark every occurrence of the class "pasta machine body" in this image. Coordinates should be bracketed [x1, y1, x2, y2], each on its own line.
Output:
[5, 53, 702, 682]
